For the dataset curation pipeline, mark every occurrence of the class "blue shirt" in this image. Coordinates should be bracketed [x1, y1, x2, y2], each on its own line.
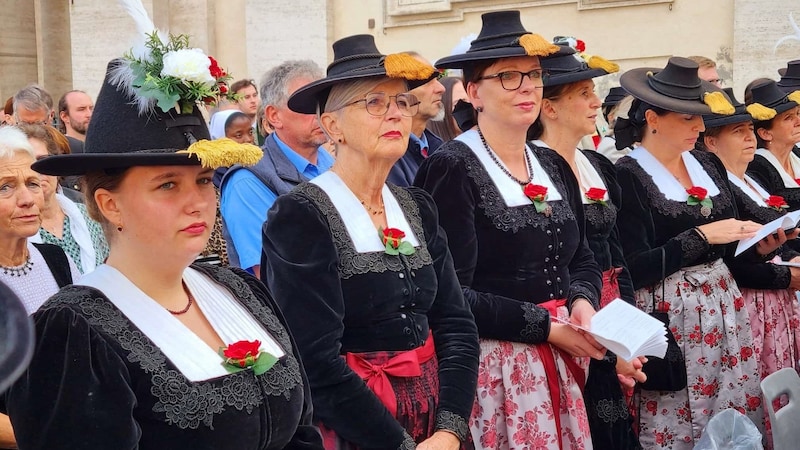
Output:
[220, 134, 334, 271]
[410, 132, 429, 154]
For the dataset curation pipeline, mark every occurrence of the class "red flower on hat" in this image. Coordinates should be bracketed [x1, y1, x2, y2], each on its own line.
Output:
[585, 187, 607, 206]
[208, 56, 226, 78]
[766, 195, 789, 211]
[575, 39, 586, 53]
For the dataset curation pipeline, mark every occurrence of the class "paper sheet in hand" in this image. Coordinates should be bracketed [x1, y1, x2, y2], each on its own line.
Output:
[771, 259, 800, 268]
[555, 299, 668, 361]
[735, 210, 800, 256]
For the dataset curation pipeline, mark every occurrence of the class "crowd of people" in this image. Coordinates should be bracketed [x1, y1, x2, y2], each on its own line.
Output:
[0, 6, 799, 450]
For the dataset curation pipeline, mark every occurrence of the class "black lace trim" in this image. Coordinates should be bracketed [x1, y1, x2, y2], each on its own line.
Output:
[398, 431, 416, 449]
[593, 397, 630, 424]
[520, 302, 548, 342]
[774, 265, 791, 288]
[568, 285, 598, 310]
[443, 142, 575, 232]
[616, 150, 734, 219]
[731, 183, 784, 225]
[42, 265, 302, 430]
[584, 201, 617, 230]
[678, 228, 710, 266]
[434, 410, 470, 442]
[292, 183, 433, 279]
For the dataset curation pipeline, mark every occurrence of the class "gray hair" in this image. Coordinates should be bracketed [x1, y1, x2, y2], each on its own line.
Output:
[259, 60, 323, 109]
[13, 84, 53, 114]
[0, 126, 36, 160]
[323, 77, 390, 113]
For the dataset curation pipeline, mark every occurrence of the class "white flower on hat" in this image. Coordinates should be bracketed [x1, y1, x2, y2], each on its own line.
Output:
[161, 48, 215, 85]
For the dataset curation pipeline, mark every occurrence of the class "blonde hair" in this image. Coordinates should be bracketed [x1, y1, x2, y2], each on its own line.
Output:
[687, 56, 716, 70]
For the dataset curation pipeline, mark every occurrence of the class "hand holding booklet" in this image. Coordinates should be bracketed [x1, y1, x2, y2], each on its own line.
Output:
[735, 210, 800, 256]
[555, 299, 668, 361]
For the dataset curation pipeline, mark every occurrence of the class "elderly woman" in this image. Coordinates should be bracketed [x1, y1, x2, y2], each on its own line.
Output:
[18, 123, 108, 274]
[0, 126, 77, 449]
[613, 57, 773, 449]
[261, 35, 479, 450]
[529, 44, 643, 449]
[744, 80, 800, 210]
[1, 39, 323, 448]
[414, 11, 604, 449]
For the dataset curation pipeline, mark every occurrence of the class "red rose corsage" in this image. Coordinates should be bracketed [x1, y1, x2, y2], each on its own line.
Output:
[686, 186, 713, 217]
[766, 195, 789, 211]
[585, 187, 607, 206]
[219, 340, 277, 375]
[380, 227, 415, 256]
[523, 183, 552, 216]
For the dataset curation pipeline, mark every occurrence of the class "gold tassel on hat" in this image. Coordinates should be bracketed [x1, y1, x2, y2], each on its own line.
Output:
[518, 34, 560, 57]
[703, 91, 735, 115]
[178, 138, 263, 169]
[788, 91, 800, 104]
[384, 53, 435, 80]
[746, 103, 777, 121]
[580, 54, 619, 73]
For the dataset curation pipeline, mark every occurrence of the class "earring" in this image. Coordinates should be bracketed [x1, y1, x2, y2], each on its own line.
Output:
[117, 224, 123, 232]
[652, 129, 657, 134]
[476, 106, 484, 113]
[337, 138, 342, 143]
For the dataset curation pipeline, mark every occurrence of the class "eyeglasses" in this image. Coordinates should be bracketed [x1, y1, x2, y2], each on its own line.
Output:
[479, 69, 549, 91]
[340, 92, 420, 117]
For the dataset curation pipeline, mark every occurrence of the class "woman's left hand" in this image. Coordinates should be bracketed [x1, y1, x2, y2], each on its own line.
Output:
[755, 227, 797, 256]
[416, 430, 461, 450]
[569, 298, 606, 359]
[616, 356, 648, 389]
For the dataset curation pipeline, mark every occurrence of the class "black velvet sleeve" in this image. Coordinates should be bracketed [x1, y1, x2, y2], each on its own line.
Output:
[414, 149, 554, 343]
[747, 154, 800, 211]
[4, 301, 140, 450]
[616, 163, 713, 289]
[229, 268, 324, 449]
[261, 193, 410, 449]
[407, 187, 479, 441]
[547, 150, 603, 310]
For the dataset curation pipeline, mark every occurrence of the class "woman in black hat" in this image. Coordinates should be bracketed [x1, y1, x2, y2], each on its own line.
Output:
[614, 57, 769, 449]
[415, 10, 605, 449]
[744, 80, 800, 210]
[0, 30, 323, 448]
[262, 34, 479, 450]
[698, 88, 800, 447]
[529, 44, 643, 450]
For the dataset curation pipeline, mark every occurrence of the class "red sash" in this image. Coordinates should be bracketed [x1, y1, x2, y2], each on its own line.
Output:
[538, 299, 587, 450]
[345, 334, 435, 417]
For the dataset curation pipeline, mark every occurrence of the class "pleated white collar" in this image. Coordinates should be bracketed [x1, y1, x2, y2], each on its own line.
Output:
[629, 147, 720, 201]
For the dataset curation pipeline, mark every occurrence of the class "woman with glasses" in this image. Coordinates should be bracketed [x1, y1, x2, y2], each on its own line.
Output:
[262, 35, 479, 450]
[415, 11, 603, 449]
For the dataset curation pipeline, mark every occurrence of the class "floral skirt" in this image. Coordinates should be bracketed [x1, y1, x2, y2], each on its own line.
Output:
[469, 302, 592, 450]
[583, 268, 641, 449]
[635, 259, 762, 450]
[741, 287, 800, 449]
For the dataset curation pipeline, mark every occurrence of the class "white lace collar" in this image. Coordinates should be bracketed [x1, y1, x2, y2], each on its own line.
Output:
[310, 171, 419, 253]
[457, 129, 562, 207]
[755, 148, 800, 188]
[727, 171, 769, 207]
[78, 265, 284, 382]
[629, 147, 720, 201]
[531, 141, 608, 204]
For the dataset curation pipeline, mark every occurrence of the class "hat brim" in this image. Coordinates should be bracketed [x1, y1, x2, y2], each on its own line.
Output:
[0, 282, 33, 394]
[435, 47, 534, 70]
[621, 67, 717, 115]
[776, 82, 800, 95]
[32, 150, 202, 176]
[703, 112, 752, 129]
[545, 68, 609, 87]
[287, 69, 435, 115]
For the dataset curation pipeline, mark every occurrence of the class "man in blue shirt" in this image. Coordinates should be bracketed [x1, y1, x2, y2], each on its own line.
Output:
[220, 60, 332, 276]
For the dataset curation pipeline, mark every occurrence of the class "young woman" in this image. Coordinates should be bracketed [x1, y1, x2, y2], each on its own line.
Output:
[416, 11, 605, 449]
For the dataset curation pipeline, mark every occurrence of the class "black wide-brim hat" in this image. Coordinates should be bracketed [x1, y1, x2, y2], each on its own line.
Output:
[287, 34, 437, 115]
[703, 87, 751, 128]
[434, 10, 560, 69]
[620, 56, 734, 115]
[777, 59, 800, 93]
[602, 86, 628, 108]
[0, 281, 33, 394]
[542, 45, 617, 87]
[33, 60, 262, 176]
[745, 79, 800, 121]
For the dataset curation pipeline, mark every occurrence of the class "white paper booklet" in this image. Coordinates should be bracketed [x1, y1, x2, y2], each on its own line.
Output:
[735, 210, 800, 256]
[556, 299, 668, 361]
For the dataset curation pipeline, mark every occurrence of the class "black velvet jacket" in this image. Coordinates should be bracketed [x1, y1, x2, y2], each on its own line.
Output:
[746, 150, 800, 211]
[414, 141, 602, 344]
[1, 265, 322, 450]
[616, 149, 763, 290]
[261, 185, 479, 449]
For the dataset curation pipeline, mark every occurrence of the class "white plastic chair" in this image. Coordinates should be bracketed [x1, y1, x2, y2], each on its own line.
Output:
[760, 367, 800, 450]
